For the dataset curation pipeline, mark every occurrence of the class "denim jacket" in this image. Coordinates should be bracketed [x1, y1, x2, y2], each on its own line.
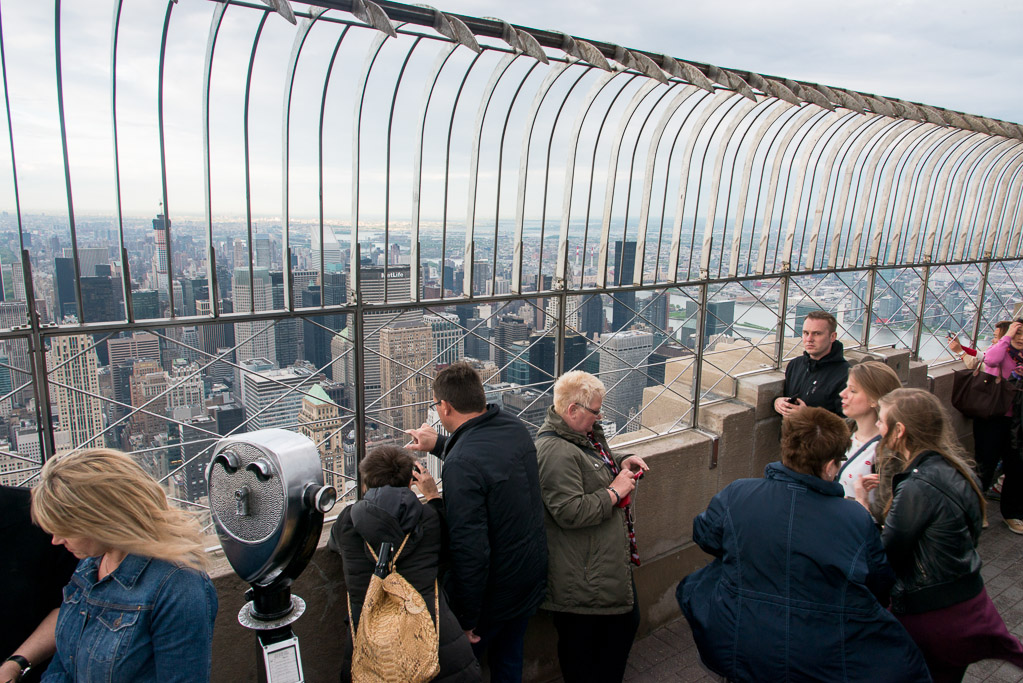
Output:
[42, 554, 218, 683]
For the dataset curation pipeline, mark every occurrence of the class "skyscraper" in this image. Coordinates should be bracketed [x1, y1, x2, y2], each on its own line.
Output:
[352, 265, 422, 411]
[494, 315, 528, 382]
[54, 257, 78, 320]
[49, 333, 106, 452]
[377, 320, 433, 434]
[152, 213, 170, 294]
[599, 330, 653, 433]
[233, 267, 276, 364]
[296, 384, 345, 488]
[424, 312, 463, 366]
[611, 240, 637, 332]
[242, 366, 317, 431]
[270, 270, 300, 369]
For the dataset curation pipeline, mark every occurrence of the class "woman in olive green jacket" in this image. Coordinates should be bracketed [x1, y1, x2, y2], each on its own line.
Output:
[535, 371, 649, 683]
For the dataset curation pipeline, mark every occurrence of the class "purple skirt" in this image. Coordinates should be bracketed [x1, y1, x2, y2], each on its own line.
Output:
[896, 587, 1023, 682]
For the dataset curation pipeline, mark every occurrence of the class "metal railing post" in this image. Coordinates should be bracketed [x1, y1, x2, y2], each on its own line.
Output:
[22, 250, 56, 460]
[775, 273, 790, 369]
[972, 260, 992, 344]
[691, 282, 709, 428]
[911, 265, 931, 359]
[861, 266, 878, 349]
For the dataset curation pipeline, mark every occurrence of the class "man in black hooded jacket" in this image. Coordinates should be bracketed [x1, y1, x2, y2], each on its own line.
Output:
[774, 310, 850, 417]
[406, 363, 547, 683]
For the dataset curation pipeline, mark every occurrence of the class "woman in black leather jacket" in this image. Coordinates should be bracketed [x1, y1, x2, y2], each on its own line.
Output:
[855, 388, 1023, 683]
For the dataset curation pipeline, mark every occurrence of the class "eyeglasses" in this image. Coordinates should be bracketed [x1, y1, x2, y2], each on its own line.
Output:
[575, 403, 602, 418]
[430, 400, 442, 409]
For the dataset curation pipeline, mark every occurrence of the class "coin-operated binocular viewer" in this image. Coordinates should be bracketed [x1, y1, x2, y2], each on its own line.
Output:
[207, 429, 336, 683]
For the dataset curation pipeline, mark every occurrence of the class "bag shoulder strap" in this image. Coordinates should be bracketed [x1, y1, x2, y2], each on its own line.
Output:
[347, 534, 440, 641]
[836, 435, 881, 479]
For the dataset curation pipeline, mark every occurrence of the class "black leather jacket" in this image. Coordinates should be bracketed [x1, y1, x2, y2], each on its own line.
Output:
[883, 450, 984, 614]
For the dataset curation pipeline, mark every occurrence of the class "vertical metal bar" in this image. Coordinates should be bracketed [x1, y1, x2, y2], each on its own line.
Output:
[156, 0, 176, 318]
[665, 90, 732, 283]
[317, 25, 351, 307]
[22, 251, 55, 459]
[911, 264, 930, 359]
[352, 245, 366, 490]
[111, 0, 133, 322]
[690, 282, 709, 426]
[555, 69, 622, 286]
[630, 86, 698, 284]
[383, 37, 424, 299]
[533, 66, 595, 293]
[408, 38, 453, 303]
[512, 62, 571, 293]
[53, 0, 84, 323]
[242, 12, 269, 314]
[861, 266, 877, 349]
[465, 54, 517, 296]
[972, 260, 992, 345]
[555, 283, 567, 377]
[697, 98, 760, 277]
[0, 0, 25, 263]
[202, 3, 226, 321]
[282, 9, 327, 312]
[775, 273, 790, 369]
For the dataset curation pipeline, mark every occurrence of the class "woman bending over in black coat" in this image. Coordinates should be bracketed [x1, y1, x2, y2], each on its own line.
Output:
[328, 446, 480, 683]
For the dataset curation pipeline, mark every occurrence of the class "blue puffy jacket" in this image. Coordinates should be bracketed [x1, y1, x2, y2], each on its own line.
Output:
[677, 462, 931, 682]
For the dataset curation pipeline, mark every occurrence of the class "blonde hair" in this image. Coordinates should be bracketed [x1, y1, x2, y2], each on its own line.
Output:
[553, 370, 606, 415]
[32, 448, 208, 571]
[877, 388, 985, 518]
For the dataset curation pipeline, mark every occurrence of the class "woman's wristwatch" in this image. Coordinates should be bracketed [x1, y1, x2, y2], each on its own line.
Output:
[607, 486, 621, 505]
[3, 655, 32, 681]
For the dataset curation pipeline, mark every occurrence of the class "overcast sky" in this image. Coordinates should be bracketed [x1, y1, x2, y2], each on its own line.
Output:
[439, 0, 1023, 123]
[0, 0, 1019, 218]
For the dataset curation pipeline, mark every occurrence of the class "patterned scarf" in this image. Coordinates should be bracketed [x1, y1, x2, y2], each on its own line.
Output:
[1008, 342, 1023, 381]
[587, 432, 640, 567]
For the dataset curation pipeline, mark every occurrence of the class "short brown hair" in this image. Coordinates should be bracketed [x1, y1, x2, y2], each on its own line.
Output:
[433, 362, 486, 413]
[360, 446, 416, 489]
[995, 320, 1012, 337]
[804, 310, 838, 334]
[781, 407, 850, 478]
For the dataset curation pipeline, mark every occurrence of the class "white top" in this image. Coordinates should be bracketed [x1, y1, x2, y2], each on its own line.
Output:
[837, 435, 880, 499]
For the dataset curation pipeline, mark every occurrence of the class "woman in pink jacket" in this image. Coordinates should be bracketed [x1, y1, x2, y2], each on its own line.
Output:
[976, 320, 1023, 534]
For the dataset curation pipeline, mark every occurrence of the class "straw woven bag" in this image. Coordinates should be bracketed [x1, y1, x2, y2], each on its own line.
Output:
[347, 535, 440, 683]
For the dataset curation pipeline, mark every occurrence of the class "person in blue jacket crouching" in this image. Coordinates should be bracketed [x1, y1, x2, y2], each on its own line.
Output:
[677, 407, 930, 683]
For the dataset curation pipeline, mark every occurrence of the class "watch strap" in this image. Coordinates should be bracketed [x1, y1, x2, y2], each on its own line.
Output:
[4, 654, 31, 678]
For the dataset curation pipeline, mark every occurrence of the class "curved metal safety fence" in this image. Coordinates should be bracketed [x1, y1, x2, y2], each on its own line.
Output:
[0, 0, 1020, 528]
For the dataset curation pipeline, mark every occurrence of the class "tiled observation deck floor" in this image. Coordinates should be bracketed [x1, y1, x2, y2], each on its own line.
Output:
[613, 503, 1023, 683]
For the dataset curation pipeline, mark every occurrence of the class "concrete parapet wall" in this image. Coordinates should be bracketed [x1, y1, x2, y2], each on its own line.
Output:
[207, 358, 967, 682]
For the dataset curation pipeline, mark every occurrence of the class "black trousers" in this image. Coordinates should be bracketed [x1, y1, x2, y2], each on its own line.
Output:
[971, 415, 1023, 520]
[551, 583, 640, 683]
[972, 415, 1010, 491]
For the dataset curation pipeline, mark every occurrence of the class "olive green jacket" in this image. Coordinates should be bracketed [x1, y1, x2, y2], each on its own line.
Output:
[535, 407, 633, 615]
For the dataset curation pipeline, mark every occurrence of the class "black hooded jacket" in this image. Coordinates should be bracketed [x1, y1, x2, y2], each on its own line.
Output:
[431, 404, 548, 631]
[329, 486, 480, 683]
[784, 340, 850, 415]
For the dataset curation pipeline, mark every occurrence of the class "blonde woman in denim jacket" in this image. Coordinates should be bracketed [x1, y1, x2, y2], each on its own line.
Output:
[31, 449, 218, 683]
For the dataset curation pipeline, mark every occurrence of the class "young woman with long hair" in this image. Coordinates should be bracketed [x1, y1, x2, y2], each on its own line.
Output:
[837, 361, 901, 518]
[854, 388, 1023, 682]
[31, 448, 218, 683]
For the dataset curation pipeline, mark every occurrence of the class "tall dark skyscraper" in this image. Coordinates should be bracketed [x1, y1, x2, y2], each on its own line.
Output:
[270, 271, 301, 369]
[611, 240, 637, 332]
[301, 272, 346, 377]
[132, 289, 161, 320]
[577, 292, 605, 337]
[80, 276, 121, 323]
[644, 291, 670, 346]
[494, 315, 528, 382]
[527, 331, 588, 389]
[54, 257, 78, 320]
